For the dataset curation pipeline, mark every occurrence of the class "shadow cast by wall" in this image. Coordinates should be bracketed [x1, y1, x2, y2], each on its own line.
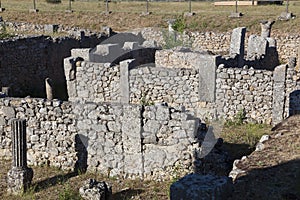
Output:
[229, 159, 300, 200]
[32, 134, 89, 192]
[112, 188, 144, 200]
[74, 134, 88, 173]
[289, 90, 300, 116]
[33, 171, 78, 192]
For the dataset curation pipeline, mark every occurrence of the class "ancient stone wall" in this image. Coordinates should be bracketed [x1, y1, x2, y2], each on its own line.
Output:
[0, 35, 105, 100]
[0, 98, 200, 179]
[215, 66, 274, 124]
[64, 61, 121, 103]
[129, 66, 199, 113]
[284, 64, 300, 118]
[0, 98, 77, 170]
[139, 28, 300, 62]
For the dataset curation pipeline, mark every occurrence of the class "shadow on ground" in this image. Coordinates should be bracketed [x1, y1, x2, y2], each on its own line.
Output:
[229, 159, 300, 200]
[33, 171, 79, 192]
[222, 142, 254, 161]
[112, 188, 144, 200]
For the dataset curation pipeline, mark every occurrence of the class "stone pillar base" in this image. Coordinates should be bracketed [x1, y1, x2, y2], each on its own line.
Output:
[7, 167, 33, 195]
[29, 9, 39, 13]
[0, 8, 5, 12]
[229, 12, 243, 18]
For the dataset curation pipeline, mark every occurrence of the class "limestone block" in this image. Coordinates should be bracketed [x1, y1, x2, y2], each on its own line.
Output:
[247, 35, 267, 59]
[124, 153, 143, 177]
[170, 174, 233, 200]
[143, 147, 166, 174]
[71, 48, 91, 61]
[229, 27, 246, 57]
[123, 42, 139, 50]
[1, 106, 16, 118]
[7, 167, 33, 195]
[122, 105, 142, 153]
[156, 105, 169, 121]
[44, 24, 59, 34]
[143, 119, 161, 134]
[79, 179, 112, 200]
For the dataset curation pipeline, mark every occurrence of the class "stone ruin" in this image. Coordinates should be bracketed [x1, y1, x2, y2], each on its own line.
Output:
[7, 119, 33, 194]
[0, 19, 299, 198]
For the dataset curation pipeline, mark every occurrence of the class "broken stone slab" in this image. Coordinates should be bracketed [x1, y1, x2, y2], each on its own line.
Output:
[170, 173, 233, 200]
[79, 179, 112, 200]
[2, 87, 10, 96]
[184, 12, 195, 17]
[247, 35, 268, 59]
[278, 11, 296, 21]
[229, 27, 246, 67]
[229, 12, 243, 18]
[102, 26, 112, 36]
[167, 19, 176, 33]
[141, 11, 152, 16]
[29, 9, 39, 13]
[65, 9, 73, 13]
[123, 42, 139, 50]
[44, 24, 59, 34]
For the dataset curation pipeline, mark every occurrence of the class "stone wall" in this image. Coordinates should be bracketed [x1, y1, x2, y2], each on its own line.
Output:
[64, 61, 121, 103]
[215, 66, 274, 124]
[0, 98, 200, 179]
[65, 46, 300, 125]
[284, 64, 300, 118]
[0, 34, 105, 100]
[0, 98, 77, 170]
[138, 28, 300, 62]
[129, 66, 199, 113]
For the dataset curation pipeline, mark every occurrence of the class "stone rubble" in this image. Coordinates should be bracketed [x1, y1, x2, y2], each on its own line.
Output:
[170, 173, 233, 200]
[79, 179, 112, 200]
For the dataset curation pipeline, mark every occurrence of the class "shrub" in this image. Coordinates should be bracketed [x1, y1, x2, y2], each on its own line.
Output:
[172, 15, 186, 33]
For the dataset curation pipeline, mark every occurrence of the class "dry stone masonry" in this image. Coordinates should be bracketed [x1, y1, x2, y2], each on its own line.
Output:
[0, 19, 300, 181]
[0, 98, 201, 179]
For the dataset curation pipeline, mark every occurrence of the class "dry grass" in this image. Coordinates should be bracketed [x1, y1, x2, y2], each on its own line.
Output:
[0, 0, 299, 33]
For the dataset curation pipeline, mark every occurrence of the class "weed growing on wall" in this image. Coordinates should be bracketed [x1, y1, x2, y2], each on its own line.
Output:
[225, 109, 246, 126]
[0, 23, 13, 39]
[172, 15, 186, 34]
[162, 30, 194, 49]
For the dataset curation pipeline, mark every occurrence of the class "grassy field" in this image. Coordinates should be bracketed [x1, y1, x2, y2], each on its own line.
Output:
[0, 0, 299, 33]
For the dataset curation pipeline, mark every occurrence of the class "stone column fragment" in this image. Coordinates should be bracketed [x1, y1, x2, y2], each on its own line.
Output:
[7, 119, 33, 195]
[260, 20, 275, 38]
[45, 78, 53, 100]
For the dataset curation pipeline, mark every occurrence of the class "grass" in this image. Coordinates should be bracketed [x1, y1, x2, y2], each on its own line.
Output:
[0, 1, 299, 33]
